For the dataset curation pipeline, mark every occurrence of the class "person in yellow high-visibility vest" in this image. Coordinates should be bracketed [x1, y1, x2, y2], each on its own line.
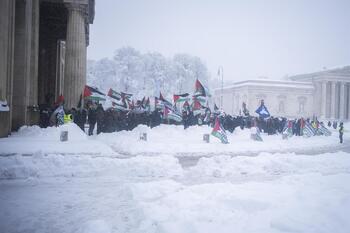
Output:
[64, 113, 73, 124]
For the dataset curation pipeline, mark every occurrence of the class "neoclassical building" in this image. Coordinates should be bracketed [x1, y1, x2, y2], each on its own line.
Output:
[290, 66, 350, 120]
[0, 0, 95, 137]
[214, 66, 350, 120]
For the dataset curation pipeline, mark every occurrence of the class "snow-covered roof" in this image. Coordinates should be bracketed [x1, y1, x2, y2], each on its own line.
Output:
[214, 79, 314, 92]
[290, 66, 350, 81]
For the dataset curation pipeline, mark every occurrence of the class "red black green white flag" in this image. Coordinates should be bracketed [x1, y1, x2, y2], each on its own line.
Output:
[211, 118, 229, 144]
[84, 85, 106, 101]
[193, 79, 207, 97]
[163, 105, 182, 122]
[173, 93, 190, 103]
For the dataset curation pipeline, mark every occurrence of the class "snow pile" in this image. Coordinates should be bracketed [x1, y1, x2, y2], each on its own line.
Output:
[187, 151, 350, 179]
[0, 123, 116, 156]
[97, 124, 343, 156]
[131, 174, 350, 233]
[0, 153, 183, 179]
[13, 123, 87, 141]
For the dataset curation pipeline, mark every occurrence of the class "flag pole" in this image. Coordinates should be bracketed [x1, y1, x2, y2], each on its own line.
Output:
[218, 66, 224, 108]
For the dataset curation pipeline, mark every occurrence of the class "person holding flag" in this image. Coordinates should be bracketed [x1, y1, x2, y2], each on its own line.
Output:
[255, 100, 270, 119]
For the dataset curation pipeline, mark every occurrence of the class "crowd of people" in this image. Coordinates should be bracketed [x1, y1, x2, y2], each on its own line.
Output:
[38, 95, 345, 144]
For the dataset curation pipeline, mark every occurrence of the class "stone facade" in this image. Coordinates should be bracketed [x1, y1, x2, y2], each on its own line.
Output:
[290, 66, 350, 120]
[214, 66, 350, 120]
[0, 0, 95, 137]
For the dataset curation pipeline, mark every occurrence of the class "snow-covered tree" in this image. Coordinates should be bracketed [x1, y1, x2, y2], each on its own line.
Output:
[87, 47, 211, 98]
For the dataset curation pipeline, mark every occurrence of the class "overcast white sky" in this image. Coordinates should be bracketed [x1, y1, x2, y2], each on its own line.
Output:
[88, 0, 350, 82]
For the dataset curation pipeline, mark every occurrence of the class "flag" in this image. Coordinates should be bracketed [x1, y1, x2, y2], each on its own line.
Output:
[106, 88, 133, 111]
[173, 93, 190, 103]
[160, 92, 172, 107]
[283, 120, 294, 137]
[155, 97, 164, 110]
[193, 79, 206, 97]
[303, 122, 315, 138]
[144, 97, 151, 112]
[163, 105, 182, 122]
[112, 98, 129, 111]
[211, 118, 229, 144]
[192, 95, 206, 104]
[84, 85, 106, 101]
[255, 104, 270, 119]
[77, 94, 82, 108]
[182, 101, 191, 112]
[121, 92, 133, 101]
[192, 99, 206, 116]
[107, 88, 122, 101]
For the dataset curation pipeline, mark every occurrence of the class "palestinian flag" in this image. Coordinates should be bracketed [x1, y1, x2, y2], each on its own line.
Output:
[192, 99, 206, 116]
[84, 85, 106, 101]
[163, 105, 182, 122]
[183, 101, 190, 109]
[112, 98, 129, 111]
[173, 93, 190, 103]
[282, 120, 293, 137]
[193, 79, 207, 97]
[132, 97, 147, 114]
[108, 88, 122, 101]
[319, 124, 332, 136]
[160, 92, 173, 107]
[211, 118, 229, 144]
[303, 122, 315, 138]
[192, 95, 207, 104]
[155, 97, 164, 110]
[121, 92, 133, 101]
[144, 97, 151, 112]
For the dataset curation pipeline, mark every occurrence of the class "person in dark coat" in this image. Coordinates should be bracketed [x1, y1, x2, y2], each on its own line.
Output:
[339, 122, 344, 143]
[327, 121, 332, 127]
[96, 103, 105, 134]
[87, 104, 97, 136]
[333, 121, 338, 129]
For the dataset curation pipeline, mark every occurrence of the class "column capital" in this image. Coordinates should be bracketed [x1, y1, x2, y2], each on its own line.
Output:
[65, 3, 87, 14]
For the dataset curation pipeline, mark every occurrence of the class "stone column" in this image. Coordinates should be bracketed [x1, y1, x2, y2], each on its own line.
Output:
[0, 0, 15, 137]
[12, 0, 39, 130]
[339, 82, 346, 120]
[321, 81, 327, 119]
[64, 4, 87, 109]
[330, 81, 336, 119]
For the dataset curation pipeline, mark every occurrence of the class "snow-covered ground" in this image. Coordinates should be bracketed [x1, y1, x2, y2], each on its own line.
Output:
[1, 123, 350, 233]
[0, 123, 347, 157]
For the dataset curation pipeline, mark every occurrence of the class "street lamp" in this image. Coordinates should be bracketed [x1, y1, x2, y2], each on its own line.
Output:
[218, 66, 224, 108]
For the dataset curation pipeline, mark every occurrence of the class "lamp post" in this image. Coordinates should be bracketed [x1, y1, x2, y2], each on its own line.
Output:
[218, 66, 224, 108]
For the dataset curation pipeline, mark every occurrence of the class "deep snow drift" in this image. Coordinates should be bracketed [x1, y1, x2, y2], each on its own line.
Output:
[0, 123, 350, 233]
[0, 123, 347, 157]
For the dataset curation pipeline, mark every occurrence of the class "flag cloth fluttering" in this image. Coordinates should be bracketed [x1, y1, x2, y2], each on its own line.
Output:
[163, 105, 182, 122]
[173, 93, 190, 103]
[108, 88, 122, 101]
[193, 79, 207, 97]
[192, 99, 206, 116]
[159, 92, 173, 107]
[107, 88, 132, 111]
[84, 85, 106, 101]
[211, 118, 229, 144]
[255, 103, 270, 119]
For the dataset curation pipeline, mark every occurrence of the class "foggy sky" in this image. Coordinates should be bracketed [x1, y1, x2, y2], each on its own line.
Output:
[88, 0, 350, 82]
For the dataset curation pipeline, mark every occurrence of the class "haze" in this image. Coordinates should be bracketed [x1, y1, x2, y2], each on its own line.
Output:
[88, 0, 350, 81]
